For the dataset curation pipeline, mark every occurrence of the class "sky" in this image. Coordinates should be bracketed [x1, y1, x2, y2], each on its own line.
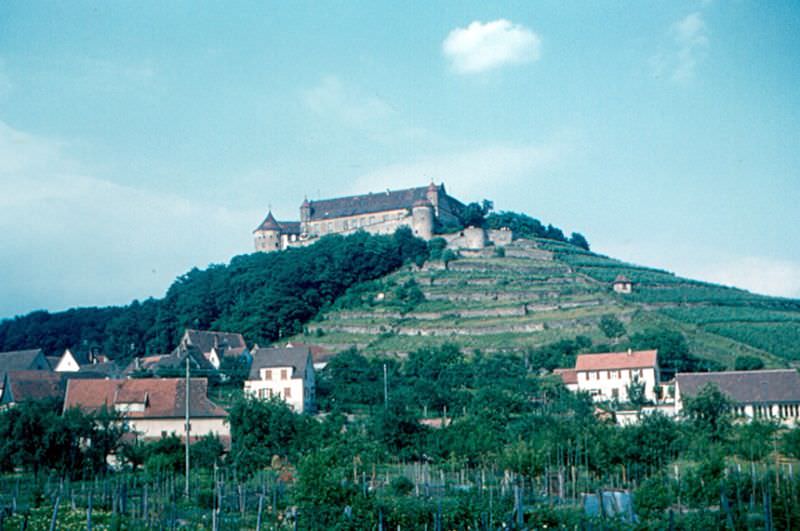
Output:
[1, 1, 799, 318]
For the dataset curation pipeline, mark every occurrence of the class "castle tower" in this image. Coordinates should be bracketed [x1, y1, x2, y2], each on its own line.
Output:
[299, 197, 311, 235]
[411, 199, 434, 240]
[426, 181, 440, 217]
[253, 211, 283, 252]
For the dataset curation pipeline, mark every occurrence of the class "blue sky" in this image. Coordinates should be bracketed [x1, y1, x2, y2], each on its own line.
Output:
[1, 1, 799, 318]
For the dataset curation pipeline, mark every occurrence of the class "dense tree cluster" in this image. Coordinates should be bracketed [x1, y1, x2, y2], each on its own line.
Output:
[0, 228, 429, 359]
[485, 211, 590, 250]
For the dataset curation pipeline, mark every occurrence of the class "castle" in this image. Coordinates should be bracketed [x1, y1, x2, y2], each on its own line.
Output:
[255, 182, 479, 252]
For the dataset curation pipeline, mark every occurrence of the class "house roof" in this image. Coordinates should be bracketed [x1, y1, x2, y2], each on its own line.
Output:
[305, 184, 447, 221]
[553, 368, 578, 385]
[249, 346, 311, 379]
[614, 275, 632, 284]
[183, 329, 248, 357]
[0, 349, 51, 388]
[575, 350, 658, 371]
[1, 371, 65, 405]
[282, 342, 333, 365]
[63, 378, 227, 418]
[676, 369, 800, 404]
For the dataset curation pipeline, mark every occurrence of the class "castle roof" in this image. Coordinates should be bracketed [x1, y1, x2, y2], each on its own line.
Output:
[305, 184, 448, 221]
[254, 212, 302, 234]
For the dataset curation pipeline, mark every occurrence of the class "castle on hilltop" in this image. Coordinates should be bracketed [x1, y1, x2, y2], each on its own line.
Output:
[254, 182, 471, 252]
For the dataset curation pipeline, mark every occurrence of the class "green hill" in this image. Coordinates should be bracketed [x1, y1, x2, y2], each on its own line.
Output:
[289, 237, 800, 369]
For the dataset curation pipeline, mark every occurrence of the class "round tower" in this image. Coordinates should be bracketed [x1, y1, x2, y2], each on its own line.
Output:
[300, 197, 311, 235]
[426, 181, 440, 216]
[254, 211, 283, 252]
[412, 199, 434, 240]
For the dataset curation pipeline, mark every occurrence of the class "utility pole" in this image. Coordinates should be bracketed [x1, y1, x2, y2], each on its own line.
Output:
[185, 355, 190, 499]
[383, 363, 388, 408]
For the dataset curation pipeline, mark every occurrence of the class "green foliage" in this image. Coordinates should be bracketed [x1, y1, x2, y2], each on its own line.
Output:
[782, 427, 800, 459]
[485, 210, 585, 247]
[427, 237, 448, 260]
[626, 378, 648, 408]
[683, 383, 733, 442]
[629, 328, 720, 373]
[568, 232, 590, 250]
[731, 420, 779, 461]
[0, 400, 124, 478]
[599, 314, 626, 339]
[734, 355, 765, 371]
[227, 395, 302, 475]
[459, 200, 493, 228]
[707, 323, 800, 360]
[528, 336, 592, 371]
[191, 433, 225, 469]
[143, 434, 184, 473]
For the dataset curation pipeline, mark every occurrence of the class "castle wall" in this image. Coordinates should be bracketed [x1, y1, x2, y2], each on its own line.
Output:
[306, 208, 411, 238]
[412, 205, 434, 240]
[488, 228, 513, 246]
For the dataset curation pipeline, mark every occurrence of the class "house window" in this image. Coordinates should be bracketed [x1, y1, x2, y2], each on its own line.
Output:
[264, 369, 272, 381]
[281, 369, 288, 380]
[606, 371, 611, 379]
[612, 388, 619, 400]
[617, 370, 622, 379]
[284, 387, 291, 399]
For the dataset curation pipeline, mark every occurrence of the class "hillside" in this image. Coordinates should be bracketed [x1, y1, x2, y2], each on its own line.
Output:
[289, 237, 800, 369]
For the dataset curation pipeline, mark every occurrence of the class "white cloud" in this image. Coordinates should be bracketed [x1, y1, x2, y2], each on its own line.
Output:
[303, 76, 393, 129]
[301, 76, 439, 147]
[443, 19, 541, 74]
[650, 12, 709, 82]
[349, 139, 568, 201]
[0, 120, 256, 317]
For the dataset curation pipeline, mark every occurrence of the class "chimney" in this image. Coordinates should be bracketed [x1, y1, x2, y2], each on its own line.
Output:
[627, 348, 632, 356]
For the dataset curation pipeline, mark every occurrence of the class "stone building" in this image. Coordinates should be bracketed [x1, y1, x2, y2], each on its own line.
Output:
[244, 346, 315, 413]
[254, 182, 466, 252]
[559, 349, 661, 403]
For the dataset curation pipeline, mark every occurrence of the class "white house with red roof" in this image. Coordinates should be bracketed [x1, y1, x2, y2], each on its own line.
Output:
[570, 349, 660, 403]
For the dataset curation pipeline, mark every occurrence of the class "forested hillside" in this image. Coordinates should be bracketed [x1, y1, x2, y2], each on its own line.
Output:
[0, 229, 428, 359]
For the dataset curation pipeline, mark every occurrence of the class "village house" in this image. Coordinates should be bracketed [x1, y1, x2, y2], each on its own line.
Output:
[0, 371, 65, 408]
[63, 377, 229, 442]
[675, 369, 800, 426]
[244, 346, 315, 413]
[558, 349, 661, 403]
[0, 348, 53, 400]
[53, 348, 110, 372]
[176, 329, 251, 370]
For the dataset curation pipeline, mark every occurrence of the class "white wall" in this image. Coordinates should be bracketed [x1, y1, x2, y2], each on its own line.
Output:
[128, 417, 229, 440]
[577, 367, 658, 403]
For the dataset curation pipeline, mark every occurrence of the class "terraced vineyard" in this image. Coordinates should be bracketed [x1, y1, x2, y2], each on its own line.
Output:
[289, 238, 800, 367]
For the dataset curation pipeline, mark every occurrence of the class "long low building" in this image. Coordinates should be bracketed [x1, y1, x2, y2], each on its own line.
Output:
[675, 369, 800, 425]
[64, 378, 229, 442]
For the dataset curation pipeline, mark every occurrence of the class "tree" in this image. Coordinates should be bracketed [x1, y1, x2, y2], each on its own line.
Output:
[227, 395, 301, 475]
[459, 200, 494, 228]
[191, 434, 225, 469]
[626, 378, 649, 408]
[734, 355, 764, 371]
[568, 232, 590, 250]
[683, 383, 732, 441]
[599, 314, 626, 340]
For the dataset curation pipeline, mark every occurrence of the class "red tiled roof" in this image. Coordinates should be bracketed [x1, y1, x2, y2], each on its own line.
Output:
[63, 378, 227, 419]
[575, 350, 658, 371]
[553, 368, 578, 385]
[2, 371, 64, 404]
